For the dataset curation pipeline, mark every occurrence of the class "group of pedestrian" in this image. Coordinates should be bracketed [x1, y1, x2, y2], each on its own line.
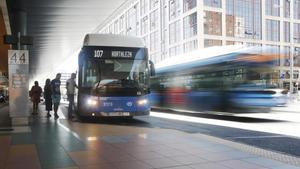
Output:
[29, 73, 77, 120]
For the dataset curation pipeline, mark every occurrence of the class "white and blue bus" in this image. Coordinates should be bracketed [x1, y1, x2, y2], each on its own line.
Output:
[150, 46, 288, 112]
[77, 34, 154, 118]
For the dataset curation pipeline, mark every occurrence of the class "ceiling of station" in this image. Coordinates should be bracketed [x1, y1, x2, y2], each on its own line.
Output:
[6, 0, 128, 79]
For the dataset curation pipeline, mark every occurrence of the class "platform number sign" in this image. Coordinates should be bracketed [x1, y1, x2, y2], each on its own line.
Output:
[8, 50, 29, 64]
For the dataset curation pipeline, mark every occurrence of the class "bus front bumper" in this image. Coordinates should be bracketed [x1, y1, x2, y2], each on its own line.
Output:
[79, 110, 150, 117]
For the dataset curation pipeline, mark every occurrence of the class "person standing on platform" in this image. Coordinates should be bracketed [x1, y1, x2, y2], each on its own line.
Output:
[51, 73, 61, 119]
[44, 79, 52, 118]
[66, 73, 78, 119]
[30, 81, 42, 115]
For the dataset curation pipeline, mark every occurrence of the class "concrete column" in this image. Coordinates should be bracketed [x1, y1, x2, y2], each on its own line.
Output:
[197, 0, 204, 48]
[8, 0, 30, 126]
[221, 0, 226, 45]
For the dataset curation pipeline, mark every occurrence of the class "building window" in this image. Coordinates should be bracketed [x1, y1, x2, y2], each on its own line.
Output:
[141, 16, 149, 35]
[109, 24, 113, 34]
[295, 47, 300, 66]
[266, 0, 280, 17]
[266, 19, 280, 41]
[204, 11, 222, 36]
[226, 0, 262, 40]
[294, 0, 300, 20]
[114, 20, 119, 33]
[294, 23, 300, 43]
[183, 0, 196, 13]
[204, 0, 222, 8]
[143, 35, 150, 48]
[169, 0, 181, 21]
[169, 20, 181, 44]
[140, 0, 149, 16]
[265, 45, 280, 66]
[183, 12, 197, 39]
[150, 0, 159, 10]
[226, 41, 235, 45]
[150, 31, 159, 52]
[119, 15, 125, 31]
[284, 0, 290, 18]
[284, 22, 290, 43]
[127, 5, 138, 36]
[283, 46, 290, 66]
[204, 39, 222, 47]
[169, 45, 182, 57]
[150, 9, 159, 31]
[183, 40, 198, 53]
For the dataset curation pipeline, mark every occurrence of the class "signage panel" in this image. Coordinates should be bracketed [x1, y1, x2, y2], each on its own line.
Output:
[8, 50, 29, 118]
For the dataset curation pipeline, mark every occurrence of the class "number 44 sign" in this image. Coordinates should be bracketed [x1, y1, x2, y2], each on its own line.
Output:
[8, 50, 29, 65]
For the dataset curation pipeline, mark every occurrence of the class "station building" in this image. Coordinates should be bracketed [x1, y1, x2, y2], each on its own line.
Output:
[97, 0, 300, 88]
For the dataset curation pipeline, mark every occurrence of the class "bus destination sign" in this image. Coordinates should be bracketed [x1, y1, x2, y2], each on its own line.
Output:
[111, 51, 133, 58]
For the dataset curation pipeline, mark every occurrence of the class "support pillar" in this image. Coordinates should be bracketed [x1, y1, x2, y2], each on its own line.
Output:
[8, 0, 29, 126]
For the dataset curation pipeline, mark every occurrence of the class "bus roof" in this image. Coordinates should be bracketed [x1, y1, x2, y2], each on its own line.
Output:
[83, 34, 146, 48]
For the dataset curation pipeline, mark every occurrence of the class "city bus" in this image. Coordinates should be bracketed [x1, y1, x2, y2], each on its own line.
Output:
[150, 46, 288, 112]
[77, 34, 154, 118]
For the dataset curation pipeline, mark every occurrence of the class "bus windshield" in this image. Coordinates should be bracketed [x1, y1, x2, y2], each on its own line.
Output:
[81, 58, 149, 90]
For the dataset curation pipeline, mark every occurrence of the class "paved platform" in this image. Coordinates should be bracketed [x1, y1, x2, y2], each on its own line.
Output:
[0, 105, 300, 169]
[0, 103, 10, 128]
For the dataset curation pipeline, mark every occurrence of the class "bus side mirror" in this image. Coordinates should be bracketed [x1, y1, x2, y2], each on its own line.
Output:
[149, 60, 155, 76]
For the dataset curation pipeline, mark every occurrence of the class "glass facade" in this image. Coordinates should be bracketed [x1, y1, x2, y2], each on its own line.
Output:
[183, 0, 196, 12]
[140, 0, 149, 16]
[266, 0, 280, 17]
[226, 0, 261, 40]
[169, 0, 181, 21]
[204, 11, 222, 36]
[183, 12, 197, 39]
[127, 5, 138, 36]
[150, 9, 159, 31]
[265, 45, 280, 66]
[169, 20, 181, 44]
[141, 16, 149, 35]
[99, 0, 300, 86]
[294, 0, 300, 20]
[184, 39, 198, 53]
[204, 39, 222, 47]
[204, 0, 222, 8]
[295, 47, 300, 67]
[284, 0, 290, 18]
[284, 22, 290, 43]
[294, 23, 300, 44]
[266, 19, 280, 42]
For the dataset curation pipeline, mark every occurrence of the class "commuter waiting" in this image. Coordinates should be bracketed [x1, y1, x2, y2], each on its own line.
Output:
[29, 81, 42, 115]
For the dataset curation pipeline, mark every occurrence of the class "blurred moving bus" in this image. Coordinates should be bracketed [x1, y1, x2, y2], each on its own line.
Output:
[150, 46, 288, 112]
[77, 34, 154, 118]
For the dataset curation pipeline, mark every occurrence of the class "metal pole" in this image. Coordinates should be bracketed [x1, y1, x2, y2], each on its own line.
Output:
[290, 44, 294, 93]
[17, 32, 21, 50]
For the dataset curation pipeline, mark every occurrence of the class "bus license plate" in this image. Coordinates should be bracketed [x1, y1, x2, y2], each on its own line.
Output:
[109, 112, 130, 116]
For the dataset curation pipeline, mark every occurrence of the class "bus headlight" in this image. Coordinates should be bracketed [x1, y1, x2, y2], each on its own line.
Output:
[87, 97, 98, 106]
[137, 99, 148, 105]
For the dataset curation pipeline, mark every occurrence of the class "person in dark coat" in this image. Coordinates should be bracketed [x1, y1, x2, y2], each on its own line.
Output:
[51, 73, 61, 119]
[44, 79, 52, 117]
[30, 81, 42, 115]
